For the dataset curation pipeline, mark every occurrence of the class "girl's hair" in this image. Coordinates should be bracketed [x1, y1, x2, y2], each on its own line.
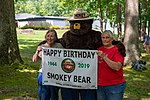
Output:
[38, 29, 59, 46]
[102, 30, 113, 38]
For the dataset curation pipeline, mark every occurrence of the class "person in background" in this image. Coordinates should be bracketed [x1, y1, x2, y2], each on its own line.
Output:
[32, 29, 63, 100]
[97, 30, 126, 100]
[143, 33, 150, 54]
[117, 36, 124, 42]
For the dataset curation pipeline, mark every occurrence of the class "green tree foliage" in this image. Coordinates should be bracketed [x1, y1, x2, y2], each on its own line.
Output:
[15, 0, 68, 16]
[14, 0, 149, 27]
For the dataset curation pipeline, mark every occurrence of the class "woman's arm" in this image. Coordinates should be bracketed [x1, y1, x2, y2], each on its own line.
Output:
[97, 51, 122, 71]
[32, 46, 42, 62]
[102, 55, 122, 71]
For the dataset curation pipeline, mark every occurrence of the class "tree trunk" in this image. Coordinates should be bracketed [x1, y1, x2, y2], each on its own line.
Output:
[98, 0, 103, 32]
[124, 0, 140, 64]
[116, 3, 122, 38]
[112, 22, 115, 34]
[140, 0, 147, 40]
[139, 2, 142, 41]
[148, 18, 150, 35]
[0, 0, 23, 65]
[104, 0, 108, 30]
[147, 1, 150, 36]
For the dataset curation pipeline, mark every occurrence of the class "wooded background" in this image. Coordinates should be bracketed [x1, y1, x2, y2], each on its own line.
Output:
[0, 0, 149, 65]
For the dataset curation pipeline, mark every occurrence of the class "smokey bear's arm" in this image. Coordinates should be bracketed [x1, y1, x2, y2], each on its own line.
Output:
[112, 40, 126, 57]
[94, 31, 103, 49]
[60, 31, 70, 48]
[60, 34, 66, 48]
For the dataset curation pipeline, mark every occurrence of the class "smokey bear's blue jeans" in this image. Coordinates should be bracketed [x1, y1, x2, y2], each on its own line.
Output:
[50, 86, 60, 100]
[61, 88, 97, 100]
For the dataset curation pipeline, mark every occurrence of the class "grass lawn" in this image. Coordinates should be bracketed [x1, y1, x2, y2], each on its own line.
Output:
[0, 29, 150, 100]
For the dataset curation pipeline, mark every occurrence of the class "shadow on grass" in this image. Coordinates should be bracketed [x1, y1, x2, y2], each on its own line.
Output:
[0, 38, 42, 99]
[0, 63, 39, 100]
[123, 54, 150, 100]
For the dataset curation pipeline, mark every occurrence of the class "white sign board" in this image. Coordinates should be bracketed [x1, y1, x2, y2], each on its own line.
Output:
[42, 47, 98, 89]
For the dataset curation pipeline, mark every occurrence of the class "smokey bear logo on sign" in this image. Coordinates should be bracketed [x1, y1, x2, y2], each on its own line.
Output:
[61, 58, 75, 73]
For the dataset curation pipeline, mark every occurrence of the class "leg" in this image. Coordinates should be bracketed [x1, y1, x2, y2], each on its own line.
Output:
[146, 45, 149, 54]
[50, 86, 60, 100]
[80, 89, 97, 100]
[38, 73, 51, 100]
[38, 83, 42, 100]
[41, 85, 51, 100]
[61, 88, 79, 100]
[106, 82, 126, 100]
[97, 86, 107, 100]
[38, 73, 42, 100]
[148, 45, 150, 54]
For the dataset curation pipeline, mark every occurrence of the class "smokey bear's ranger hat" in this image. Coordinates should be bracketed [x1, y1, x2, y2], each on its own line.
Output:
[68, 8, 93, 21]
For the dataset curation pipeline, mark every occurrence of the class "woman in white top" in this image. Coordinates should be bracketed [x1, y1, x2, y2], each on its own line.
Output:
[32, 29, 63, 100]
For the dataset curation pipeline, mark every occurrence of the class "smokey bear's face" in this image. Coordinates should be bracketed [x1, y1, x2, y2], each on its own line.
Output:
[69, 19, 93, 35]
